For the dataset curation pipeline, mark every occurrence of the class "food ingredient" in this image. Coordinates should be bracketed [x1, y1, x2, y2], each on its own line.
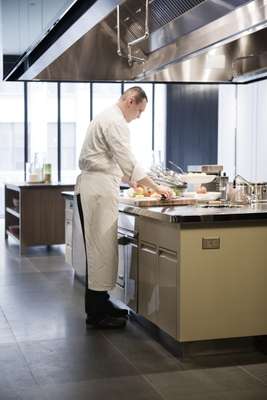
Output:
[196, 185, 207, 194]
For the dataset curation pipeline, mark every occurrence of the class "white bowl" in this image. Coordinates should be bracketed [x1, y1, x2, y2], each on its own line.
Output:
[181, 174, 217, 184]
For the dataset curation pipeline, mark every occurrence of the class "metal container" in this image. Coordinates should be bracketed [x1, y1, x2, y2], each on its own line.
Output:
[227, 182, 267, 203]
[226, 183, 251, 204]
[251, 183, 267, 202]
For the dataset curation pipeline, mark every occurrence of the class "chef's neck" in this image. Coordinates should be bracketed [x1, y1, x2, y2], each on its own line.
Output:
[117, 100, 132, 123]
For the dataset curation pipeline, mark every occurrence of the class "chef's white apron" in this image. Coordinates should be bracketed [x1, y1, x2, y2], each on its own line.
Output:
[79, 171, 120, 291]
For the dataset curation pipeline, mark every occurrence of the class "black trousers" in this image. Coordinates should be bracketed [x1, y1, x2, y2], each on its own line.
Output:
[76, 194, 110, 315]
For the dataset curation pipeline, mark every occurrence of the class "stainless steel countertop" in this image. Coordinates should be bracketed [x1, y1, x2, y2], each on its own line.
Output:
[60, 191, 267, 224]
[119, 203, 267, 224]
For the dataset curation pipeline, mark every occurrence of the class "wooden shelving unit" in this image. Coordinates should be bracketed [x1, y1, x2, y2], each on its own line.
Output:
[5, 182, 74, 254]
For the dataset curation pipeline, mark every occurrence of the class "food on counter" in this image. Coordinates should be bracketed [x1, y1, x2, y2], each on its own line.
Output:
[134, 186, 145, 195]
[123, 186, 176, 199]
[196, 185, 207, 194]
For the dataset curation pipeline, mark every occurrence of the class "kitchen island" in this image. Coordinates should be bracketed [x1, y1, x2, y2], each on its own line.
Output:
[64, 192, 267, 344]
[119, 202, 267, 343]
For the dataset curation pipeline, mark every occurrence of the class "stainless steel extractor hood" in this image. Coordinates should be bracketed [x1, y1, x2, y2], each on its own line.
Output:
[5, 0, 267, 83]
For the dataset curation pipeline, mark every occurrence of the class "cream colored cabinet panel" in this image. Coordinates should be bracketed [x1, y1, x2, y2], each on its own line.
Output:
[158, 247, 178, 338]
[179, 224, 267, 341]
[139, 241, 158, 324]
[139, 217, 179, 252]
[138, 217, 180, 337]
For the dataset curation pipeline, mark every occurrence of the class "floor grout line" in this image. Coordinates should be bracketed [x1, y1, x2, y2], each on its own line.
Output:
[239, 365, 267, 387]
[102, 328, 166, 399]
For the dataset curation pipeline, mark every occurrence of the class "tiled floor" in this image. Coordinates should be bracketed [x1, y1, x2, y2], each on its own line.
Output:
[1, 219, 267, 399]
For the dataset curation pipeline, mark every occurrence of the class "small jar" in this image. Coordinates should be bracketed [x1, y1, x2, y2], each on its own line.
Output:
[43, 163, 52, 184]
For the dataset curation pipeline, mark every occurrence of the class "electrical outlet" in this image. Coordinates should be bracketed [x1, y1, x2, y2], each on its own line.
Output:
[202, 237, 220, 249]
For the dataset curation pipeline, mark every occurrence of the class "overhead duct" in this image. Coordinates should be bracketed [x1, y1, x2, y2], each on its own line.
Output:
[4, 0, 267, 83]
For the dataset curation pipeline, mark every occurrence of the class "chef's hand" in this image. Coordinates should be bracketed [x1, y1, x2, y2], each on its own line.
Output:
[155, 185, 172, 199]
[129, 181, 138, 189]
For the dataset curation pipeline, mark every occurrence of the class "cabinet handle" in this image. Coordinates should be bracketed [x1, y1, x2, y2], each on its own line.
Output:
[159, 247, 177, 260]
[140, 241, 157, 254]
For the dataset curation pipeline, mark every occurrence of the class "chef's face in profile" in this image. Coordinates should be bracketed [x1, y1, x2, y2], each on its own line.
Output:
[127, 96, 147, 122]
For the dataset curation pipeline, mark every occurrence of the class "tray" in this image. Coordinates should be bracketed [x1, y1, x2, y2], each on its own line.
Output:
[119, 196, 196, 207]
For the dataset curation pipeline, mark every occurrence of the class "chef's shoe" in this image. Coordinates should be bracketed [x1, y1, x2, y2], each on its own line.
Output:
[85, 289, 128, 318]
[104, 300, 129, 318]
[86, 314, 127, 329]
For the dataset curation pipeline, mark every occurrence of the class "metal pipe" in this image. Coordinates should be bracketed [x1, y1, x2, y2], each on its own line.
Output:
[117, 5, 122, 56]
[127, 0, 149, 65]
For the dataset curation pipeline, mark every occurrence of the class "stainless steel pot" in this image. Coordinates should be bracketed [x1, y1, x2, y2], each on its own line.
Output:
[251, 183, 267, 201]
[227, 182, 267, 203]
[226, 183, 251, 204]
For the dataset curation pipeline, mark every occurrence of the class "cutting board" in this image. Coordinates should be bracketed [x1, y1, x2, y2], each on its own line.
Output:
[119, 196, 196, 207]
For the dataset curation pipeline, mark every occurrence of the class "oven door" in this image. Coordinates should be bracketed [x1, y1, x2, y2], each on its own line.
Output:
[116, 232, 138, 312]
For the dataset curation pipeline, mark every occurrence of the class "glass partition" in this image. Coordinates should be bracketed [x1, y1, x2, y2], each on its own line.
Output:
[0, 82, 24, 216]
[92, 83, 121, 118]
[60, 82, 91, 183]
[124, 83, 153, 171]
[27, 82, 58, 181]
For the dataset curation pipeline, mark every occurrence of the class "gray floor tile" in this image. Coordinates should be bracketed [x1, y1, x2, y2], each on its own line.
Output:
[221, 388, 267, 400]
[103, 322, 182, 374]
[1, 218, 267, 400]
[9, 317, 86, 341]
[0, 327, 16, 344]
[0, 387, 21, 400]
[15, 386, 49, 400]
[0, 256, 37, 275]
[0, 343, 26, 363]
[29, 256, 72, 272]
[40, 376, 163, 400]
[144, 366, 266, 399]
[19, 336, 139, 384]
[155, 389, 267, 400]
[240, 363, 267, 384]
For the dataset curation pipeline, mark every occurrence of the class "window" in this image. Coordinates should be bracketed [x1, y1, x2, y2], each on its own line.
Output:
[154, 84, 167, 167]
[0, 82, 24, 216]
[0, 81, 167, 211]
[27, 82, 58, 181]
[124, 83, 153, 171]
[60, 83, 91, 183]
[92, 83, 121, 117]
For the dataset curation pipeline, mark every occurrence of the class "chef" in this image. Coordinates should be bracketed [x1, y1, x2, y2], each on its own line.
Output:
[76, 86, 171, 329]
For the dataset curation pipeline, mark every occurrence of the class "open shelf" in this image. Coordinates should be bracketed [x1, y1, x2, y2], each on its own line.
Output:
[5, 182, 74, 254]
[6, 207, 20, 218]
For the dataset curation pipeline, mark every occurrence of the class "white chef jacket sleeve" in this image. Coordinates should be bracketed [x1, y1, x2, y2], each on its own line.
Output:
[104, 120, 147, 182]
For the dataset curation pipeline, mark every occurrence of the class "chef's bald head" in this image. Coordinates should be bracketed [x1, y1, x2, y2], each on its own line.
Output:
[121, 86, 148, 104]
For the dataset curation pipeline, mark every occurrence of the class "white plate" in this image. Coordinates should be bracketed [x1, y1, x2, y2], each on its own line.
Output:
[195, 192, 221, 201]
[181, 174, 217, 184]
[182, 191, 221, 200]
[182, 192, 196, 198]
